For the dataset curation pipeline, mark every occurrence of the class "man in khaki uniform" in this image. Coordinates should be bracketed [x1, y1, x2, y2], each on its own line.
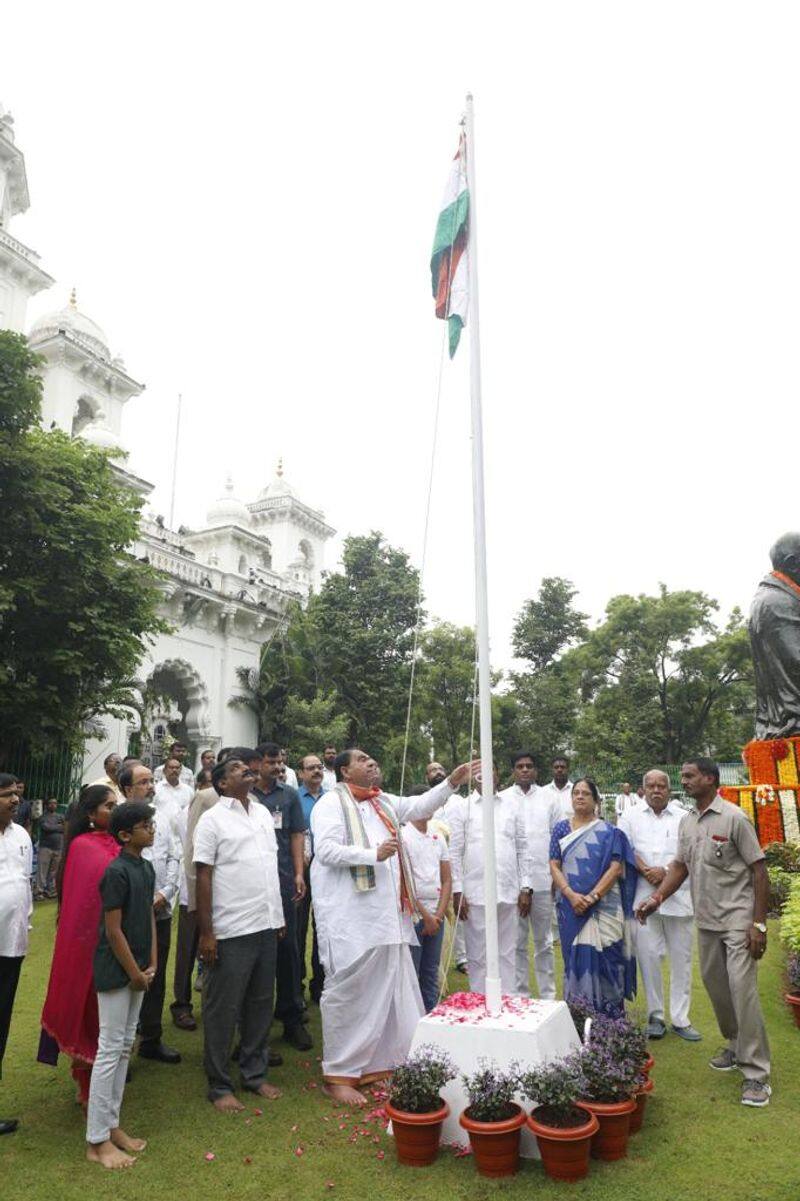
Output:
[636, 757, 771, 1107]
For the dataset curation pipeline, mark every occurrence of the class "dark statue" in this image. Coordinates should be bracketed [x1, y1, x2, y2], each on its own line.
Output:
[749, 532, 800, 739]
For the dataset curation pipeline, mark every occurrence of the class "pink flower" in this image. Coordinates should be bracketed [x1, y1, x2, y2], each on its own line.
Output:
[254, 1108, 263, 1117]
[204, 1152, 215, 1162]
[294, 1146, 304, 1157]
[376, 1150, 385, 1161]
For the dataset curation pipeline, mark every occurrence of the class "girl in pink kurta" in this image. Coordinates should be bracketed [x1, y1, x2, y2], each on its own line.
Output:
[39, 785, 119, 1104]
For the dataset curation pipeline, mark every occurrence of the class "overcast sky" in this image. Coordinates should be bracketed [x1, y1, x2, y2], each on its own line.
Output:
[3, 3, 798, 670]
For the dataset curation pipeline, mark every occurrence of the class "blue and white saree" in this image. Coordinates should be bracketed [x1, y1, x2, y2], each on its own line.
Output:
[550, 818, 638, 1017]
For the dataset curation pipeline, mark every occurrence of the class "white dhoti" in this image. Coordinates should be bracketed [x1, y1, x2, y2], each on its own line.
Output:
[464, 903, 518, 996]
[321, 943, 424, 1085]
[635, 913, 694, 1028]
[515, 890, 556, 1000]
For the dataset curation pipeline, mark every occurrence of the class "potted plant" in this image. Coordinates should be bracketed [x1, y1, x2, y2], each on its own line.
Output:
[566, 994, 596, 1042]
[597, 1014, 654, 1132]
[458, 1061, 526, 1178]
[520, 1053, 599, 1182]
[578, 1033, 640, 1161]
[385, 1045, 456, 1166]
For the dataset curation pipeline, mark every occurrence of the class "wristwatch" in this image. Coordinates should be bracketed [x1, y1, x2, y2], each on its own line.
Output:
[752, 921, 767, 934]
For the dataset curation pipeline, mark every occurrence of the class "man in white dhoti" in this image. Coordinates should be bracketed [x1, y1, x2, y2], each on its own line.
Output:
[500, 752, 560, 1000]
[310, 749, 478, 1106]
[448, 768, 532, 996]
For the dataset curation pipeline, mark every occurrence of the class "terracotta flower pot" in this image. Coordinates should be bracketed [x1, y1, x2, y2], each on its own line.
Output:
[629, 1077, 654, 1134]
[527, 1105, 599, 1182]
[580, 1098, 636, 1161]
[385, 1099, 449, 1166]
[459, 1103, 527, 1178]
[785, 993, 800, 1029]
[643, 1054, 655, 1078]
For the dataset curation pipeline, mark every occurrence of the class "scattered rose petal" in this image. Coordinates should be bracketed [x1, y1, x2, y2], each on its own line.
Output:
[376, 1150, 385, 1160]
[291, 1124, 299, 1133]
[294, 1145, 304, 1157]
[204, 1152, 215, 1161]
[243, 1156, 252, 1165]
[325, 1183, 335, 1190]
[254, 1108, 263, 1117]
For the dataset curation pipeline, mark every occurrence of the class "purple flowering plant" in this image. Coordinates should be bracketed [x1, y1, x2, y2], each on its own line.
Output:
[566, 994, 597, 1040]
[520, 1053, 589, 1128]
[579, 1029, 642, 1103]
[461, 1060, 521, 1123]
[591, 1013, 649, 1081]
[389, 1045, 456, 1114]
[787, 951, 800, 996]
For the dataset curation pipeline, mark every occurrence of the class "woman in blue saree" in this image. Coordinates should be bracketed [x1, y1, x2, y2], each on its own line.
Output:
[549, 778, 638, 1017]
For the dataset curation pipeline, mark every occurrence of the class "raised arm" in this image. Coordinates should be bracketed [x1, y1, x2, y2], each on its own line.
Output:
[392, 760, 482, 824]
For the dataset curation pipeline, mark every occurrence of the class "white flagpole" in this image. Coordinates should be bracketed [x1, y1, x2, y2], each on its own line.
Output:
[464, 93, 501, 1017]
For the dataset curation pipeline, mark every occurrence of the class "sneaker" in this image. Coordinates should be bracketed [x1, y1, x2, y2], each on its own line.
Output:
[709, 1047, 738, 1071]
[741, 1080, 771, 1107]
[671, 1024, 702, 1042]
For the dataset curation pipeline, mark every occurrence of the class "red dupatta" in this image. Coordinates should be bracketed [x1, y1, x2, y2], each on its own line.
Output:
[40, 830, 119, 1065]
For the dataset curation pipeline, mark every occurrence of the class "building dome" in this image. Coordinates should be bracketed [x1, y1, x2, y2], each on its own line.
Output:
[206, 477, 251, 528]
[29, 289, 110, 360]
[258, 457, 297, 501]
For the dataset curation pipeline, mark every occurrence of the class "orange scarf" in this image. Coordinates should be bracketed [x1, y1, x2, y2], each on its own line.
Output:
[772, 570, 800, 601]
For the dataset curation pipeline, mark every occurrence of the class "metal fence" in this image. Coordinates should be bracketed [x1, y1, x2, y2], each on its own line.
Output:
[2, 741, 84, 810]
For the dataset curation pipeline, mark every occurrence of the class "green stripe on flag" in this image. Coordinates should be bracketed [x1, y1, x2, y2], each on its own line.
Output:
[430, 192, 469, 262]
[448, 315, 464, 358]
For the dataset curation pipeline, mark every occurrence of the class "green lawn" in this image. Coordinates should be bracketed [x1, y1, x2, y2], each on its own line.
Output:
[2, 907, 797, 1201]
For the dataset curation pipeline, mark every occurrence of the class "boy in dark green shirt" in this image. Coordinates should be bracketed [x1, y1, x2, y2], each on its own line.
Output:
[86, 802, 156, 1170]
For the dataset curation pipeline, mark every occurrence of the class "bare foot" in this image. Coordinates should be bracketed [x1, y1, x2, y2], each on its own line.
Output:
[86, 1140, 136, 1169]
[251, 1081, 282, 1100]
[213, 1093, 245, 1113]
[111, 1127, 147, 1153]
[322, 1083, 367, 1106]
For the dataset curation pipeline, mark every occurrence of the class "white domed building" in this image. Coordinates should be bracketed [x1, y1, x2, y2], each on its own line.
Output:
[0, 103, 334, 775]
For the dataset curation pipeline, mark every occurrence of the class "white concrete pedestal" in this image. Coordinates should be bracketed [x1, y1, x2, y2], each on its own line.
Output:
[405, 993, 580, 1159]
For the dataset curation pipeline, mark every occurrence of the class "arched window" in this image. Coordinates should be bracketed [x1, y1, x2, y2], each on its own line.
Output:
[298, 539, 314, 568]
[259, 541, 273, 570]
[71, 396, 96, 437]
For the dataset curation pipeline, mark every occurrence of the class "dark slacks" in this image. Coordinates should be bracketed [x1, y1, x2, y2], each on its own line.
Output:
[171, 904, 199, 1016]
[139, 917, 172, 1045]
[297, 863, 325, 1001]
[0, 957, 24, 1080]
[203, 929, 277, 1100]
[274, 883, 305, 1031]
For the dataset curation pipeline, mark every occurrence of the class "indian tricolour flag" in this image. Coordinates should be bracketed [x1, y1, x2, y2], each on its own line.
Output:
[431, 133, 469, 358]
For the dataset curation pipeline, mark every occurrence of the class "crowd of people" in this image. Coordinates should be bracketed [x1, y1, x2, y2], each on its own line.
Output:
[0, 742, 774, 1168]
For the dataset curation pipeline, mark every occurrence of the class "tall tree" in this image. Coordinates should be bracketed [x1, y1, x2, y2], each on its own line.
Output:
[0, 331, 167, 760]
[512, 577, 588, 670]
[573, 587, 754, 774]
[415, 622, 477, 766]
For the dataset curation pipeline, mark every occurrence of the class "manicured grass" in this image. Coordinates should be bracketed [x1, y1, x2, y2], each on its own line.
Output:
[2, 907, 798, 1201]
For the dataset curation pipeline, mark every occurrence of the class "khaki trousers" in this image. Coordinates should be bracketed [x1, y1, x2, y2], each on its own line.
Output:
[697, 927, 770, 1082]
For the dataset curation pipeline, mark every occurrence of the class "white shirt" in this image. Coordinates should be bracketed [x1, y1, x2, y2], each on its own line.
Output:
[142, 811, 181, 919]
[615, 792, 640, 817]
[618, 801, 693, 918]
[448, 790, 532, 905]
[543, 779, 574, 821]
[175, 806, 189, 907]
[0, 821, 33, 957]
[283, 766, 298, 790]
[310, 778, 454, 974]
[154, 763, 195, 789]
[322, 767, 337, 792]
[194, 795, 284, 939]
[500, 783, 560, 892]
[403, 822, 450, 910]
[155, 778, 194, 811]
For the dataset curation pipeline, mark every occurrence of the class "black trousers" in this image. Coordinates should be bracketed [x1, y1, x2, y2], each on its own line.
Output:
[0, 957, 23, 1079]
[274, 883, 305, 1031]
[203, 930, 276, 1100]
[139, 917, 172, 1045]
[171, 905, 199, 1016]
[297, 864, 325, 1001]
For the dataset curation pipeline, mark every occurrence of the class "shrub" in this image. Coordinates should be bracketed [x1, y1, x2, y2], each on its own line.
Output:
[566, 993, 597, 1039]
[461, 1061, 521, 1123]
[389, 1045, 456, 1114]
[591, 1012, 649, 1079]
[580, 1037, 642, 1103]
[768, 866, 793, 915]
[764, 842, 800, 872]
[520, 1053, 588, 1128]
[779, 878, 800, 954]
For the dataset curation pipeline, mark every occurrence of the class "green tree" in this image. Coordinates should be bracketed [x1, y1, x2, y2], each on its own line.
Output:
[0, 331, 167, 760]
[415, 622, 477, 766]
[573, 587, 754, 775]
[512, 577, 588, 670]
[282, 692, 349, 756]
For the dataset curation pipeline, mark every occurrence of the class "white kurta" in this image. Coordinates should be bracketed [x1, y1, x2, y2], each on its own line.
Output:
[310, 778, 454, 1082]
